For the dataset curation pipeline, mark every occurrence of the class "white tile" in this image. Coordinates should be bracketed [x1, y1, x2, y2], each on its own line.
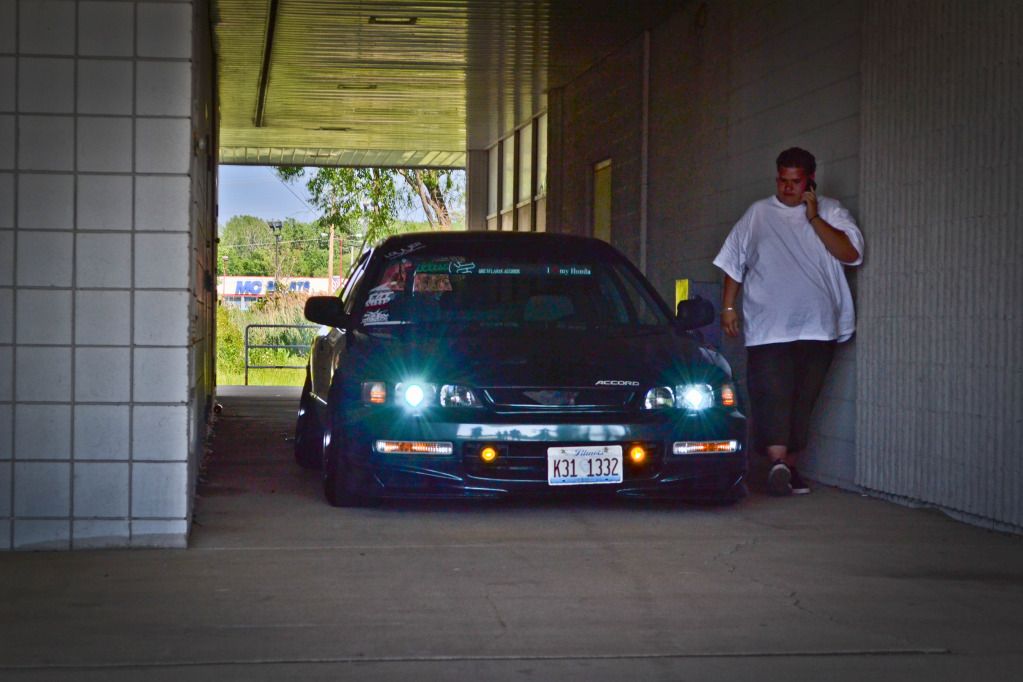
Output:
[78, 117, 133, 173]
[19, 0, 75, 56]
[134, 290, 189, 346]
[13, 520, 70, 550]
[0, 230, 11, 284]
[0, 461, 9, 515]
[18, 58, 74, 113]
[132, 405, 187, 461]
[14, 404, 71, 460]
[74, 290, 131, 345]
[137, 61, 191, 116]
[73, 520, 130, 548]
[14, 461, 70, 517]
[74, 347, 130, 402]
[0, 172, 12, 227]
[0, 115, 13, 169]
[0, 57, 13, 111]
[0, 0, 14, 53]
[74, 462, 129, 517]
[0, 346, 10, 400]
[135, 176, 189, 231]
[131, 462, 187, 518]
[14, 346, 71, 402]
[137, 2, 192, 59]
[135, 232, 189, 288]
[136, 118, 190, 173]
[74, 405, 129, 460]
[17, 231, 72, 286]
[18, 116, 74, 171]
[0, 404, 10, 458]
[76, 232, 132, 288]
[16, 288, 72, 344]
[130, 519, 187, 547]
[133, 347, 188, 403]
[78, 60, 134, 115]
[79, 1, 134, 57]
[77, 174, 133, 231]
[0, 287, 10, 343]
[17, 173, 74, 229]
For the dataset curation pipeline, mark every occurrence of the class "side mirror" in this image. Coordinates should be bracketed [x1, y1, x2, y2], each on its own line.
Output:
[305, 296, 350, 328]
[676, 295, 715, 331]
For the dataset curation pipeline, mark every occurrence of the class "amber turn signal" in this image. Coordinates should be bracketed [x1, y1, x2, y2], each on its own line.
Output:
[629, 445, 647, 464]
[480, 446, 498, 462]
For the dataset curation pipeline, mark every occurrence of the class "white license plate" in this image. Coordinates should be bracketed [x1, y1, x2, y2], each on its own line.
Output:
[547, 445, 623, 486]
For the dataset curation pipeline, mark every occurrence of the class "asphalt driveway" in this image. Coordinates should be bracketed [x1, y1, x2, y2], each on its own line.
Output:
[1, 386, 1021, 681]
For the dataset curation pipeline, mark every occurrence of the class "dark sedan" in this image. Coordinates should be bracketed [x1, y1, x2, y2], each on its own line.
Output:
[297, 231, 747, 506]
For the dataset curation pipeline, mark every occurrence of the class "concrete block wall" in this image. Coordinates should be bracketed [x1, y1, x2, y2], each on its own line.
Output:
[858, 0, 1023, 531]
[0, 0, 205, 549]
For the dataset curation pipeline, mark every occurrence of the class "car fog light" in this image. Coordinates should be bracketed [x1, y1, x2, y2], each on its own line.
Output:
[375, 440, 453, 455]
[629, 445, 647, 464]
[673, 440, 738, 455]
[480, 446, 498, 462]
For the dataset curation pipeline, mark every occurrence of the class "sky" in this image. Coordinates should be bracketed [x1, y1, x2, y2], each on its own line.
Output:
[217, 165, 318, 231]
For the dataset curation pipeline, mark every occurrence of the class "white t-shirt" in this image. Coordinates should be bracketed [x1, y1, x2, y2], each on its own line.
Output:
[713, 195, 864, 346]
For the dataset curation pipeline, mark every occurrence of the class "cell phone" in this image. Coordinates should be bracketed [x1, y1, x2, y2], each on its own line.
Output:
[807, 178, 817, 192]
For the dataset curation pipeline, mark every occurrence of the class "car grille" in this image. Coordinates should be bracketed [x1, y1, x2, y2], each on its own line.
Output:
[462, 442, 663, 482]
[481, 387, 635, 410]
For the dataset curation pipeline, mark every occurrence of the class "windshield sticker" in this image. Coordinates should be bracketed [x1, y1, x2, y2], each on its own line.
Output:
[383, 242, 425, 260]
[550, 266, 592, 276]
[478, 266, 522, 275]
[365, 288, 396, 307]
[362, 310, 390, 325]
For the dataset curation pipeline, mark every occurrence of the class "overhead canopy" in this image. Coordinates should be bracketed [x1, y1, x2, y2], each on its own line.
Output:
[212, 0, 683, 168]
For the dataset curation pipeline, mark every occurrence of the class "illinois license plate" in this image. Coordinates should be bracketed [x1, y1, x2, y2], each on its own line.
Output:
[547, 445, 623, 486]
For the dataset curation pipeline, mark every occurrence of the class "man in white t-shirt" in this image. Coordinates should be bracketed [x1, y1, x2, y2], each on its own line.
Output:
[713, 148, 864, 496]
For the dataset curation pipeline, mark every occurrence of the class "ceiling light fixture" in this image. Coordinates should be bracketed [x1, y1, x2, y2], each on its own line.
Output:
[368, 15, 417, 25]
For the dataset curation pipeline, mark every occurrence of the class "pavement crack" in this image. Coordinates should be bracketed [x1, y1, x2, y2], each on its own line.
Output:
[485, 594, 508, 636]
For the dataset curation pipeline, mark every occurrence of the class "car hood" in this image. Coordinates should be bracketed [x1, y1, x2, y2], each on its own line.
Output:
[349, 328, 727, 388]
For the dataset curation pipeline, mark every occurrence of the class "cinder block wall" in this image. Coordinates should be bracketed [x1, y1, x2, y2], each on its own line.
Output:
[858, 0, 1023, 530]
[552, 0, 865, 487]
[0, 0, 212, 549]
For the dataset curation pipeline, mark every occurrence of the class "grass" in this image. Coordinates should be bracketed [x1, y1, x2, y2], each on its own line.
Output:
[217, 367, 307, 387]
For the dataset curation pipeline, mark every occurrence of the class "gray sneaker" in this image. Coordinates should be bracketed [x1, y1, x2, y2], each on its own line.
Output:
[789, 468, 811, 495]
[767, 461, 792, 496]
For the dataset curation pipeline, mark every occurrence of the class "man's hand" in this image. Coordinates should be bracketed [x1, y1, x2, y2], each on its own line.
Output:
[802, 185, 818, 221]
[721, 308, 740, 337]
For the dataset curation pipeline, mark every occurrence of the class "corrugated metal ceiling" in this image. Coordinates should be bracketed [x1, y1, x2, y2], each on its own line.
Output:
[212, 0, 683, 168]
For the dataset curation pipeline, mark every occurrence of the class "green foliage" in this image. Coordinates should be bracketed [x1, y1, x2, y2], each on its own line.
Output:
[215, 292, 317, 386]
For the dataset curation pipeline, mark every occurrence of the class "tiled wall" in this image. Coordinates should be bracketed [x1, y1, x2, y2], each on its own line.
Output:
[0, 0, 202, 549]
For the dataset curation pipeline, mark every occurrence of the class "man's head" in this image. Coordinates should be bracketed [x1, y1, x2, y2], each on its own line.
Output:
[775, 147, 816, 207]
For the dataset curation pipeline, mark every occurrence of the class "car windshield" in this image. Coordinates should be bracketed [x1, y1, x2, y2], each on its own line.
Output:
[357, 248, 670, 335]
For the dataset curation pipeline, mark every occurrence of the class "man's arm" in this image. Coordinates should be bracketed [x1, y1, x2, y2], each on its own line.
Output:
[721, 274, 741, 337]
[804, 191, 861, 263]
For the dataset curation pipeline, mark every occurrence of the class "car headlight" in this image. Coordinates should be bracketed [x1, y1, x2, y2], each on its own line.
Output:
[395, 382, 437, 409]
[675, 383, 714, 411]
[643, 386, 675, 409]
[439, 384, 481, 408]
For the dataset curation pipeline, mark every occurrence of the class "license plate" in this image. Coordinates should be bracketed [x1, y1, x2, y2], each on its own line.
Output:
[547, 445, 623, 486]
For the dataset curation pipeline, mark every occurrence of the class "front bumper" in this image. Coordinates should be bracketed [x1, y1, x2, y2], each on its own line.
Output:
[335, 405, 748, 501]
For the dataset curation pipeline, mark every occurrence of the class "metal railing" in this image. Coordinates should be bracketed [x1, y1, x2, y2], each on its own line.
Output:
[243, 324, 319, 385]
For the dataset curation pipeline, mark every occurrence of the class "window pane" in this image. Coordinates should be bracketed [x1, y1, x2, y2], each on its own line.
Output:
[518, 123, 533, 203]
[487, 145, 499, 215]
[593, 159, 612, 242]
[502, 137, 515, 211]
[536, 113, 548, 197]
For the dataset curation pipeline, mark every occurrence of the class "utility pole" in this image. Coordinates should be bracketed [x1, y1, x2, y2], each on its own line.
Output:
[268, 220, 283, 290]
[327, 223, 335, 292]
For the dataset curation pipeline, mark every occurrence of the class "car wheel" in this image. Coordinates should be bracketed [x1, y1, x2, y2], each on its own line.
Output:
[322, 428, 371, 508]
[294, 372, 323, 470]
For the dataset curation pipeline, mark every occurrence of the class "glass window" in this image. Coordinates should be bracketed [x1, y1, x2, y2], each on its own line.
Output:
[487, 145, 499, 216]
[502, 138, 515, 211]
[593, 159, 612, 242]
[536, 113, 547, 197]
[517, 123, 533, 203]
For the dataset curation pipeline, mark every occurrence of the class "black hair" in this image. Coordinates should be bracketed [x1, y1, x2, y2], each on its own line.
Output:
[775, 147, 816, 175]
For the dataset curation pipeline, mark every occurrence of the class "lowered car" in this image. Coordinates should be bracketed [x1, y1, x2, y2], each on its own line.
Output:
[296, 231, 747, 506]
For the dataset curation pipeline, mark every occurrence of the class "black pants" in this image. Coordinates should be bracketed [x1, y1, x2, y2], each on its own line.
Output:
[746, 340, 836, 455]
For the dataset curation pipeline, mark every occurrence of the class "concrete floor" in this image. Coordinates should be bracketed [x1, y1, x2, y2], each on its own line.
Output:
[1, 386, 1022, 681]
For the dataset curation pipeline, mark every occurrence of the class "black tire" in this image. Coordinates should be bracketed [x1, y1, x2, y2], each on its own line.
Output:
[322, 432, 367, 507]
[294, 372, 323, 470]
